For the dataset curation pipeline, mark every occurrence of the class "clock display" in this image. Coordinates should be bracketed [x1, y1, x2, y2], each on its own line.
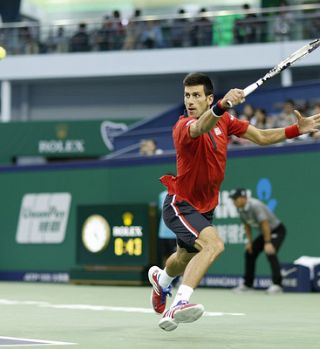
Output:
[77, 204, 157, 267]
[82, 215, 110, 253]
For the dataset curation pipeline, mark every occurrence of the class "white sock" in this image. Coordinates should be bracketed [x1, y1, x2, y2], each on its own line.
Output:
[172, 284, 194, 306]
[158, 268, 175, 289]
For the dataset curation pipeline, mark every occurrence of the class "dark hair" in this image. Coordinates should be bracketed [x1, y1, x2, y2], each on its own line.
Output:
[183, 72, 214, 96]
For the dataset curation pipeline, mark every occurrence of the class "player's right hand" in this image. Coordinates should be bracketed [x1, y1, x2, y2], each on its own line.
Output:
[221, 89, 245, 109]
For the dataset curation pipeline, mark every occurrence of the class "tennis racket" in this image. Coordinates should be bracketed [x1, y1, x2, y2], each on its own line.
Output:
[227, 38, 320, 107]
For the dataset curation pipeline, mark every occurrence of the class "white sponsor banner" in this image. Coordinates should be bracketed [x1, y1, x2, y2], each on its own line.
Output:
[16, 193, 71, 244]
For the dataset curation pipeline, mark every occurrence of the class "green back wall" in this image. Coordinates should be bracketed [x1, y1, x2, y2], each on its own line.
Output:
[0, 143, 319, 278]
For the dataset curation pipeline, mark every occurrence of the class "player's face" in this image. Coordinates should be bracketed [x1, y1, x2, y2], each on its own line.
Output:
[184, 85, 213, 118]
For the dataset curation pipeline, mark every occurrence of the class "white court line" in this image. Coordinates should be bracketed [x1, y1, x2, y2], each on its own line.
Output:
[0, 299, 245, 317]
[0, 336, 76, 347]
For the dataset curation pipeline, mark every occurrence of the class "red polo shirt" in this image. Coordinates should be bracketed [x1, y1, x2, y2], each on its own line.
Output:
[160, 113, 249, 213]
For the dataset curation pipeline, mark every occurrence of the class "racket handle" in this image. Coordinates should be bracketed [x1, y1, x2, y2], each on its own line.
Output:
[243, 82, 261, 97]
[226, 81, 260, 108]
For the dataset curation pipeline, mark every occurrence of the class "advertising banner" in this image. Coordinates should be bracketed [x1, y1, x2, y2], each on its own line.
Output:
[0, 120, 131, 164]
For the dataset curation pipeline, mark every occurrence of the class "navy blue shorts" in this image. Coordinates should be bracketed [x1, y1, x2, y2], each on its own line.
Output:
[162, 194, 214, 253]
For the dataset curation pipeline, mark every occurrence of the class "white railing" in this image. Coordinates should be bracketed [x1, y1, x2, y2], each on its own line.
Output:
[0, 3, 319, 56]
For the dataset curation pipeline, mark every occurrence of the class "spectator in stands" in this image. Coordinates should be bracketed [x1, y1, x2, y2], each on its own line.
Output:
[272, 0, 294, 42]
[139, 139, 163, 156]
[305, 10, 320, 40]
[190, 8, 213, 47]
[140, 20, 164, 49]
[109, 10, 126, 50]
[70, 23, 91, 52]
[123, 9, 145, 50]
[232, 107, 271, 146]
[250, 108, 268, 129]
[17, 26, 39, 54]
[170, 9, 190, 47]
[229, 107, 252, 146]
[93, 16, 113, 51]
[229, 106, 254, 146]
[234, 3, 260, 44]
[45, 29, 55, 53]
[239, 103, 255, 122]
[274, 99, 296, 128]
[49, 26, 68, 53]
[230, 189, 286, 294]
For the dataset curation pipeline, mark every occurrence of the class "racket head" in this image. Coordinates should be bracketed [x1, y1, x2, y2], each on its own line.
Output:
[227, 39, 320, 107]
[264, 38, 320, 80]
[277, 39, 319, 70]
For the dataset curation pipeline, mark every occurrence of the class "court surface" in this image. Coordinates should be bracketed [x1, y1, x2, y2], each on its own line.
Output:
[0, 282, 319, 348]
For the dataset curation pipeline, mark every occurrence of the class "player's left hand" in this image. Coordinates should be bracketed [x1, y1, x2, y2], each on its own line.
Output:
[295, 110, 320, 134]
[264, 242, 275, 255]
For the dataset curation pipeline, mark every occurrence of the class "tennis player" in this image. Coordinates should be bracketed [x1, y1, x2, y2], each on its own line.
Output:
[148, 72, 320, 331]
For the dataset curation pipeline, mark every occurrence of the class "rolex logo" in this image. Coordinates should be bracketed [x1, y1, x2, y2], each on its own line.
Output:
[122, 212, 133, 226]
[56, 124, 68, 139]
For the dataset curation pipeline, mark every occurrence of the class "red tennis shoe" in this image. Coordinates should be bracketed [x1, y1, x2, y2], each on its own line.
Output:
[148, 266, 172, 314]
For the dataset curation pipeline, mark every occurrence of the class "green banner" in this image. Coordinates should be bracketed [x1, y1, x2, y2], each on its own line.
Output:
[0, 119, 135, 164]
[0, 146, 319, 280]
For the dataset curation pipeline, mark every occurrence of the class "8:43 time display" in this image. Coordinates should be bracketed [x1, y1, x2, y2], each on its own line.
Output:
[114, 237, 142, 256]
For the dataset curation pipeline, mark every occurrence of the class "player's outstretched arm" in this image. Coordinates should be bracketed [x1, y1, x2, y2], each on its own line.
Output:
[242, 110, 320, 145]
[190, 89, 245, 138]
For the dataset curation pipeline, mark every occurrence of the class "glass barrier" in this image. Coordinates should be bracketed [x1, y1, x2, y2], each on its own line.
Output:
[0, 4, 319, 56]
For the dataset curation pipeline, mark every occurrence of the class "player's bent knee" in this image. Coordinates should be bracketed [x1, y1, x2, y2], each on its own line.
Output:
[196, 234, 224, 261]
[197, 226, 224, 252]
[202, 241, 224, 264]
[209, 238, 224, 258]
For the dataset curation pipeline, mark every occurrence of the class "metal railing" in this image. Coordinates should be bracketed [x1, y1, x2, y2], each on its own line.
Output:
[0, 3, 319, 55]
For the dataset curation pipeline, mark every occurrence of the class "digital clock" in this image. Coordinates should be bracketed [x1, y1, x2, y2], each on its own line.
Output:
[77, 204, 157, 270]
[114, 237, 142, 256]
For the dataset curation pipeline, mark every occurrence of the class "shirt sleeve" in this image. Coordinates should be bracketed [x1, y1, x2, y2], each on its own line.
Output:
[226, 113, 249, 137]
[173, 117, 197, 145]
